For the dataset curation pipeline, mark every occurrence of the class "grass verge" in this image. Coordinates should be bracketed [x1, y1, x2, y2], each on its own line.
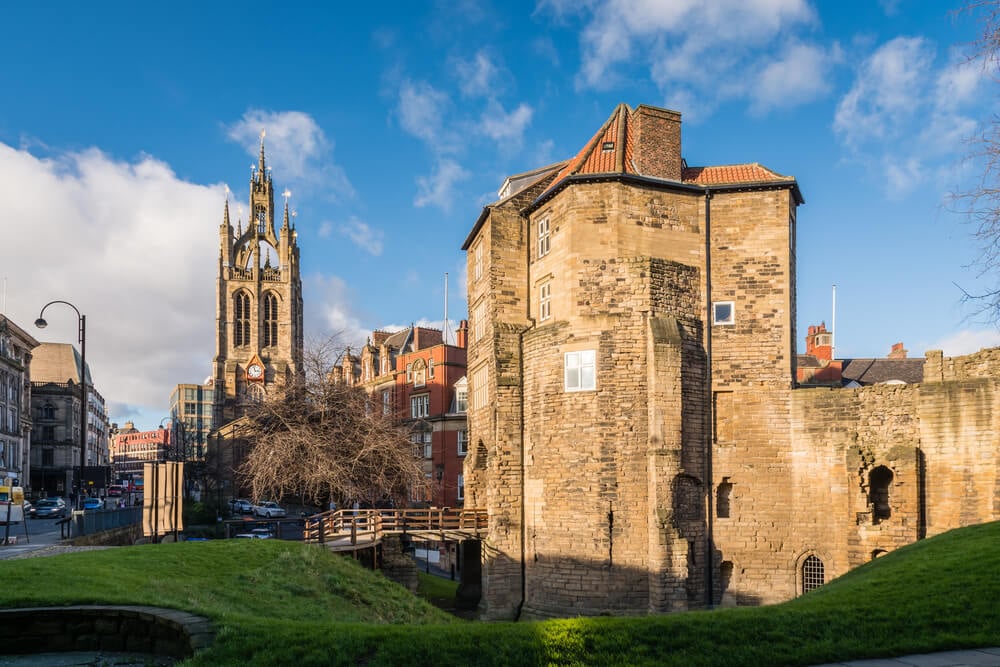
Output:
[0, 522, 998, 666]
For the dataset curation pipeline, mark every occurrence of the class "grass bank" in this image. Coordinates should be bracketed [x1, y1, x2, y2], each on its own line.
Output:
[0, 522, 998, 666]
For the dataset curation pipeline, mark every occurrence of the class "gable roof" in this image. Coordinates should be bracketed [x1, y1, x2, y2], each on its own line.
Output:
[840, 358, 925, 386]
[532, 102, 802, 208]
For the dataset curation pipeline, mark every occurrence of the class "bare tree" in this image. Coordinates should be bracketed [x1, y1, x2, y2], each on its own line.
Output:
[237, 337, 426, 507]
[954, 2, 1000, 319]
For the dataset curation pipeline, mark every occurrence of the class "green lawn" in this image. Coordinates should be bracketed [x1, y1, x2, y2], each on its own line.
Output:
[0, 522, 999, 666]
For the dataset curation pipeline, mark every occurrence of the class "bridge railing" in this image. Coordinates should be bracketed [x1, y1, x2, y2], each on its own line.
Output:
[303, 507, 486, 546]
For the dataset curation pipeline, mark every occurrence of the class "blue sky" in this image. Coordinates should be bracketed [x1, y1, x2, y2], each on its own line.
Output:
[1, 0, 997, 430]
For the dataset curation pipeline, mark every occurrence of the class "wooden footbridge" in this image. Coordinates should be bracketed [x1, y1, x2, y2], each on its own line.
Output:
[303, 507, 487, 552]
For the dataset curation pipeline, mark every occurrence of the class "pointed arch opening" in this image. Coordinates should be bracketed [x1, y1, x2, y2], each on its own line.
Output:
[234, 291, 251, 347]
[263, 292, 279, 348]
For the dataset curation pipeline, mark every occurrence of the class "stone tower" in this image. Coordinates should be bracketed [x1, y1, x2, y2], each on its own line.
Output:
[462, 103, 802, 619]
[213, 135, 304, 425]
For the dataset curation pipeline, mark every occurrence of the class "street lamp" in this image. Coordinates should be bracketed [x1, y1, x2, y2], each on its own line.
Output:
[35, 300, 87, 511]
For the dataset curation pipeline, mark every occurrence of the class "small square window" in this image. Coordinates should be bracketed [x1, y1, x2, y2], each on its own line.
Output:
[564, 350, 596, 392]
[713, 301, 735, 326]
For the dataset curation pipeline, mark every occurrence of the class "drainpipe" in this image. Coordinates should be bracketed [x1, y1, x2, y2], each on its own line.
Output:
[704, 189, 715, 609]
[515, 223, 536, 621]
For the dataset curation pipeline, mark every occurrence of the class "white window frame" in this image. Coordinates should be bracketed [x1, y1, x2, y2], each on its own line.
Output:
[382, 390, 392, 415]
[457, 473, 465, 501]
[537, 218, 550, 258]
[457, 430, 468, 456]
[410, 394, 430, 419]
[564, 350, 596, 392]
[473, 300, 486, 341]
[713, 301, 735, 326]
[539, 281, 551, 321]
[406, 362, 413, 382]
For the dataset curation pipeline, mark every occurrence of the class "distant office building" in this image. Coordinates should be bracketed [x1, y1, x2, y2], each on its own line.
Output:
[30, 342, 109, 498]
[110, 421, 171, 487]
[169, 382, 214, 460]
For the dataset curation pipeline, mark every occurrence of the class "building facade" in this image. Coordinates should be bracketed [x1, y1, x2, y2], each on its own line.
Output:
[334, 323, 470, 508]
[29, 342, 110, 498]
[110, 421, 171, 490]
[212, 136, 304, 426]
[169, 382, 214, 460]
[0, 316, 39, 489]
[462, 102, 1000, 620]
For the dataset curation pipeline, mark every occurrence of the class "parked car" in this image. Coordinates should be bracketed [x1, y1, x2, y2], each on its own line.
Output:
[253, 501, 286, 518]
[107, 485, 124, 497]
[234, 528, 272, 539]
[228, 498, 254, 514]
[83, 498, 103, 511]
[33, 498, 67, 519]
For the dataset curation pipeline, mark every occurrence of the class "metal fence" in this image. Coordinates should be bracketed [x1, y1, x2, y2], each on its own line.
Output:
[72, 507, 142, 537]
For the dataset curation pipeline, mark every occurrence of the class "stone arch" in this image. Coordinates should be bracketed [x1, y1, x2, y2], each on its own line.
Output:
[794, 550, 828, 595]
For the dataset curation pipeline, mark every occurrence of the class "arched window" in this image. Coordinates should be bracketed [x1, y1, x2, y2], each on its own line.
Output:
[263, 293, 279, 348]
[869, 466, 893, 524]
[802, 555, 824, 593]
[234, 292, 251, 347]
[42, 403, 55, 420]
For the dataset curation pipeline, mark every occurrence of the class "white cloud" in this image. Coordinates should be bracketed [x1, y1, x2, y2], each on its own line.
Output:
[303, 273, 369, 350]
[565, 0, 819, 114]
[0, 142, 221, 426]
[751, 42, 837, 113]
[478, 101, 534, 148]
[414, 158, 470, 211]
[455, 50, 502, 97]
[834, 37, 934, 148]
[317, 221, 334, 239]
[225, 109, 353, 199]
[338, 217, 384, 256]
[834, 37, 988, 195]
[927, 328, 1000, 356]
[397, 80, 453, 148]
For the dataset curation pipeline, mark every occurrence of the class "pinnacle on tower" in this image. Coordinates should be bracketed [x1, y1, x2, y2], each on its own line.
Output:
[282, 200, 290, 229]
[223, 197, 231, 228]
[258, 129, 267, 183]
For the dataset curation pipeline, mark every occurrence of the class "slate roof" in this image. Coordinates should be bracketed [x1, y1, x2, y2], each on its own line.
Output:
[840, 358, 925, 385]
[796, 354, 822, 368]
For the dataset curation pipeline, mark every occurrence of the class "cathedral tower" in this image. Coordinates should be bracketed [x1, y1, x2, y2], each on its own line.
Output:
[213, 133, 304, 424]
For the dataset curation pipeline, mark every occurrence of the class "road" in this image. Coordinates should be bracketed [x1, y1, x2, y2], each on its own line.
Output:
[0, 516, 70, 560]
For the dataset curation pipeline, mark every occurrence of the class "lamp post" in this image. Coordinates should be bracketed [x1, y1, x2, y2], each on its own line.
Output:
[35, 300, 87, 511]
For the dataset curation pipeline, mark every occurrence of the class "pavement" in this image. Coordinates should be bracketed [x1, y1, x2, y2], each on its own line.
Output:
[811, 647, 1000, 666]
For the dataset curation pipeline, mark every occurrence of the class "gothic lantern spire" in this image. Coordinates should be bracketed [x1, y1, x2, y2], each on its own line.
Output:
[257, 129, 267, 183]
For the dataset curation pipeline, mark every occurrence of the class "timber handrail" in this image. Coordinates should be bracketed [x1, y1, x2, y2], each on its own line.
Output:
[303, 507, 487, 546]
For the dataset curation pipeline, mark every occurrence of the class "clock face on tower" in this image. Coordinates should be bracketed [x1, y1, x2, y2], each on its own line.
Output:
[247, 363, 264, 380]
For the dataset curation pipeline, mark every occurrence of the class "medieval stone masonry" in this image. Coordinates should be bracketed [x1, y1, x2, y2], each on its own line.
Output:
[462, 102, 1000, 619]
[212, 136, 304, 426]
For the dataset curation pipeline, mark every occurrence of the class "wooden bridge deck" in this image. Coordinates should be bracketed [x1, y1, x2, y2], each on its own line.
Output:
[303, 507, 486, 552]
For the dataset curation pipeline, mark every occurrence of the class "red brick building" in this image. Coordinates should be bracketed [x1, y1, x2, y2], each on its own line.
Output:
[337, 321, 469, 507]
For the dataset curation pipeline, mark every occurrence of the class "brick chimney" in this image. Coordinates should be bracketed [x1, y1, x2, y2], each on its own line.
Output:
[631, 104, 682, 181]
[804, 322, 833, 362]
[888, 342, 907, 359]
[456, 319, 469, 349]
